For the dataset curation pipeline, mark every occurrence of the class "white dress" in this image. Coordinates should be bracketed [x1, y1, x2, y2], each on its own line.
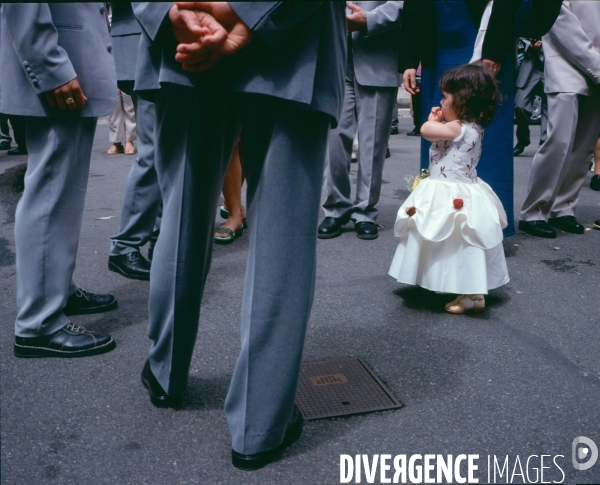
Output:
[389, 121, 509, 294]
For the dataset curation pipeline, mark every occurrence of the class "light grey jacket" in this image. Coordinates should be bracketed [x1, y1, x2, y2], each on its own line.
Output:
[0, 3, 117, 117]
[349, 1, 403, 88]
[132, 2, 347, 126]
[542, 0, 600, 96]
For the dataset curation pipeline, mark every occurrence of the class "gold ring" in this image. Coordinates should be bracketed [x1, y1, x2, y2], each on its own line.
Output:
[65, 97, 75, 105]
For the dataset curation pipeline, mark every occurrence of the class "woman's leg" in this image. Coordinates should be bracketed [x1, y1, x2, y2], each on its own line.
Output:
[215, 142, 246, 237]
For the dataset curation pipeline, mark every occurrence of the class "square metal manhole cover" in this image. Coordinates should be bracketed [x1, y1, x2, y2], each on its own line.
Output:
[295, 358, 402, 420]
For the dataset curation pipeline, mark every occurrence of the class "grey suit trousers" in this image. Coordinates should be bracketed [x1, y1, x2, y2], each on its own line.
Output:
[148, 85, 329, 455]
[323, 51, 396, 223]
[515, 66, 548, 146]
[14, 116, 97, 337]
[520, 91, 600, 221]
[110, 95, 161, 256]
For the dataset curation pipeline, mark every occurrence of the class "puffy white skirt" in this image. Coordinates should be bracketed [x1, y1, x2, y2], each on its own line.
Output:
[388, 178, 509, 294]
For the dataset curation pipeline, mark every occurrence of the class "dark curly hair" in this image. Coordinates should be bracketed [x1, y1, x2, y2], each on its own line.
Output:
[438, 64, 500, 126]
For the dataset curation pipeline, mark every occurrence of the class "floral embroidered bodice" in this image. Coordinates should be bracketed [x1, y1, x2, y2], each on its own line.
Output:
[428, 121, 484, 183]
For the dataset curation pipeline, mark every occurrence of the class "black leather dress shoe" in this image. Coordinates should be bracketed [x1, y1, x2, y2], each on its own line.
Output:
[518, 220, 556, 238]
[14, 322, 115, 358]
[513, 142, 528, 156]
[141, 360, 182, 408]
[390, 126, 399, 135]
[591, 175, 600, 191]
[64, 288, 117, 315]
[109, 251, 151, 280]
[0, 140, 11, 150]
[7, 146, 27, 155]
[407, 129, 420, 137]
[355, 221, 379, 240]
[385, 147, 391, 159]
[548, 215, 584, 234]
[232, 404, 303, 470]
[318, 216, 349, 239]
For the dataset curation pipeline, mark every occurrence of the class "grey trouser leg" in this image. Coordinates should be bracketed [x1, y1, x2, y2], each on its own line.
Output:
[14, 116, 97, 337]
[515, 68, 548, 146]
[225, 96, 329, 455]
[110, 96, 161, 256]
[108, 89, 136, 144]
[147, 85, 239, 394]
[520, 91, 600, 221]
[323, 54, 396, 223]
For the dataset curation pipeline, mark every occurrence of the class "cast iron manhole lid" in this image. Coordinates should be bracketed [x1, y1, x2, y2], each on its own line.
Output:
[295, 358, 402, 420]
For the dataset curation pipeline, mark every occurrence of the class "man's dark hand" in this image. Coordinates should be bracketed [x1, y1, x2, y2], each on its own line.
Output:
[44, 77, 87, 111]
[347, 2, 367, 33]
[173, 2, 253, 72]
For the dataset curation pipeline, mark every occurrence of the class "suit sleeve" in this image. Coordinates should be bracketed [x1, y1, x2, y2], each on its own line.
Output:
[548, 3, 600, 85]
[481, 0, 519, 64]
[132, 2, 173, 42]
[364, 1, 402, 38]
[1, 3, 77, 94]
[229, 2, 323, 50]
[398, 0, 420, 71]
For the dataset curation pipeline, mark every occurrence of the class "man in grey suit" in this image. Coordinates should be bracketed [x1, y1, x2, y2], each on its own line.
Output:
[514, 37, 548, 156]
[133, 1, 345, 469]
[108, 2, 161, 281]
[0, 3, 118, 357]
[319, 1, 402, 240]
[519, 1, 600, 238]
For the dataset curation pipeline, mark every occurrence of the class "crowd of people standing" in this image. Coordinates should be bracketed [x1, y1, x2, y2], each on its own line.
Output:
[0, 0, 599, 471]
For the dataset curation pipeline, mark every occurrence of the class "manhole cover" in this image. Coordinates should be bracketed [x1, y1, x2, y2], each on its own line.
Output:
[295, 358, 402, 420]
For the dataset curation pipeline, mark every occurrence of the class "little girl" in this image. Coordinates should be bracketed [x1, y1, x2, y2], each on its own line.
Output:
[389, 64, 509, 314]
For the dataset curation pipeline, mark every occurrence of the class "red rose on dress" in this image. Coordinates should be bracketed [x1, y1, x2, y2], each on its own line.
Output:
[406, 206, 416, 217]
[453, 198, 464, 210]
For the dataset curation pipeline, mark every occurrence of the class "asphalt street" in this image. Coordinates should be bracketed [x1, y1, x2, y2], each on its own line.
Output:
[1, 118, 599, 485]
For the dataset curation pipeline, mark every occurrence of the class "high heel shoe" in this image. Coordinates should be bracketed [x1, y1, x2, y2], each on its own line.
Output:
[219, 205, 247, 228]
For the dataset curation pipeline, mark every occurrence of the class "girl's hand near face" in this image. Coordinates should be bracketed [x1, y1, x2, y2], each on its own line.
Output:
[428, 107, 444, 123]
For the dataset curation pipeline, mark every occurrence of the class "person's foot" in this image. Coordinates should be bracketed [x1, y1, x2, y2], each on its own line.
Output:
[513, 142, 528, 156]
[109, 251, 151, 280]
[385, 147, 391, 159]
[518, 220, 557, 238]
[124, 140, 136, 155]
[141, 360, 182, 408]
[390, 126, 399, 135]
[590, 174, 600, 191]
[317, 216, 350, 239]
[0, 140, 11, 150]
[107, 142, 123, 155]
[406, 129, 420, 137]
[7, 146, 27, 155]
[445, 294, 485, 314]
[232, 404, 303, 470]
[14, 322, 116, 358]
[351, 151, 358, 163]
[355, 221, 378, 240]
[594, 220, 600, 230]
[64, 288, 118, 315]
[215, 216, 244, 244]
[548, 215, 584, 234]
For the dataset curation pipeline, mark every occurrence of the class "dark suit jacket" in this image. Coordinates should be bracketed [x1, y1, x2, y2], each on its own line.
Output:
[399, 0, 521, 72]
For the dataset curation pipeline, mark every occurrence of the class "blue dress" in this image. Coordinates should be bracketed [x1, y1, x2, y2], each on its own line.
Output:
[420, 1, 515, 237]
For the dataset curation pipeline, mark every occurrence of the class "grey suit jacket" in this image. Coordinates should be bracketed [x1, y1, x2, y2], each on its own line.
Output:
[542, 1, 600, 95]
[132, 2, 346, 126]
[0, 3, 117, 117]
[349, 1, 403, 88]
[111, 2, 142, 81]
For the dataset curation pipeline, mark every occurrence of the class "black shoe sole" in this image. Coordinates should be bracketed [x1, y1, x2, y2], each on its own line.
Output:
[518, 223, 556, 239]
[108, 261, 150, 281]
[317, 229, 342, 239]
[64, 299, 118, 316]
[232, 421, 303, 470]
[14, 338, 116, 358]
[357, 233, 378, 240]
[141, 368, 183, 408]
